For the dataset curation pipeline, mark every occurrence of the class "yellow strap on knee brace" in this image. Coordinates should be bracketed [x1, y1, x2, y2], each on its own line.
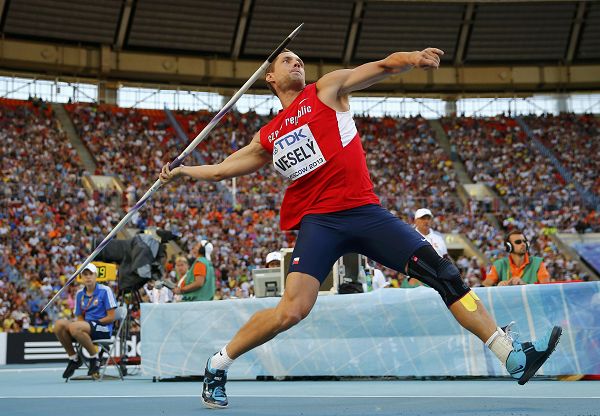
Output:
[459, 291, 479, 312]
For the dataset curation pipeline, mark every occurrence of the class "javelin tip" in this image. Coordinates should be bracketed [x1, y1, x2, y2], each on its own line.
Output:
[289, 23, 304, 40]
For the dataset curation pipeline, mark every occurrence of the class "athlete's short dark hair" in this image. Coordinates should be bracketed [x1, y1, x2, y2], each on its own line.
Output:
[265, 48, 293, 94]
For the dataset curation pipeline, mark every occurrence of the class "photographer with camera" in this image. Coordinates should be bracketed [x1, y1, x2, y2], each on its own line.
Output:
[53, 263, 117, 379]
[173, 241, 216, 302]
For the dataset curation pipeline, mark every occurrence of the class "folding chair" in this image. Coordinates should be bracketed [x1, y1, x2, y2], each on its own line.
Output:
[97, 304, 128, 381]
[69, 304, 128, 381]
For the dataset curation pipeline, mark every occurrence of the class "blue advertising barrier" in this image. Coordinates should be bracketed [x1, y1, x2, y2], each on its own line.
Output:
[141, 282, 600, 379]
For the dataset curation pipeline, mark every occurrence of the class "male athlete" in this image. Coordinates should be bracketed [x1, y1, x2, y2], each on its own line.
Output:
[160, 48, 561, 408]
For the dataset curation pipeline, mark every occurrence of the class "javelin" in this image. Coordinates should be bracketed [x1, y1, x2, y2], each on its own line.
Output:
[42, 23, 304, 313]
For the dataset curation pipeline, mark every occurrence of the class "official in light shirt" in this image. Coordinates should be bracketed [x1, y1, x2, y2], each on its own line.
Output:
[53, 263, 117, 379]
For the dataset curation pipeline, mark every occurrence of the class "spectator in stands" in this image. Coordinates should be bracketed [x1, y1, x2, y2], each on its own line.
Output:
[404, 208, 449, 287]
[371, 267, 389, 290]
[265, 251, 282, 268]
[141, 280, 172, 304]
[173, 241, 216, 301]
[4, 98, 591, 332]
[413, 208, 449, 258]
[53, 264, 117, 379]
[483, 230, 550, 286]
[172, 255, 189, 302]
[0, 99, 121, 333]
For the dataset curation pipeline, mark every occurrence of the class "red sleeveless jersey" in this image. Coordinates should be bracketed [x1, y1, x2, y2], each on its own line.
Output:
[259, 83, 380, 230]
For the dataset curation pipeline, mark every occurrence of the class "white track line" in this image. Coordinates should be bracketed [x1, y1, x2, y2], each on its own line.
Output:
[0, 395, 598, 400]
[0, 368, 62, 373]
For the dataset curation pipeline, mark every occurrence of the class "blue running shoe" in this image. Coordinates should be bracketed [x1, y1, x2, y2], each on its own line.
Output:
[201, 358, 228, 409]
[506, 326, 562, 385]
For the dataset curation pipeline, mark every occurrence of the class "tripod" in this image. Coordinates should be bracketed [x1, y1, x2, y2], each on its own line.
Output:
[111, 288, 143, 377]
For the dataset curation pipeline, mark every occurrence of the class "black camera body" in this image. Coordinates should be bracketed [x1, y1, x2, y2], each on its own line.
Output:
[95, 230, 177, 292]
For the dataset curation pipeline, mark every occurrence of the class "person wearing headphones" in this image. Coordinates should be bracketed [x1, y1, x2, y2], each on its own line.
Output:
[483, 230, 550, 286]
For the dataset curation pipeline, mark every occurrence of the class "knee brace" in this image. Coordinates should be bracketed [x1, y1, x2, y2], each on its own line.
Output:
[406, 245, 471, 307]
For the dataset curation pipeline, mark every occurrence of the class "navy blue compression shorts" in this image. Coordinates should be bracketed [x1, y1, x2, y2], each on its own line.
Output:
[288, 204, 430, 283]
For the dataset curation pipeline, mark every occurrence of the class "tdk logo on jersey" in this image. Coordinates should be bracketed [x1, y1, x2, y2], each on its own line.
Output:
[272, 124, 325, 181]
[274, 129, 307, 151]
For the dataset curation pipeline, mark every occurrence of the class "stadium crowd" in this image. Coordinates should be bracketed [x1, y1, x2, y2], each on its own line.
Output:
[524, 113, 600, 218]
[0, 98, 121, 333]
[0, 98, 596, 333]
[66, 104, 292, 303]
[442, 115, 595, 282]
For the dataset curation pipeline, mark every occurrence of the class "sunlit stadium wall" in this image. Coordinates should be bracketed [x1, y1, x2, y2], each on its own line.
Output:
[1, 75, 599, 118]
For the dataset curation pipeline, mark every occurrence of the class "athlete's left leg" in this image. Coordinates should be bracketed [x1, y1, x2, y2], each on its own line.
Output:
[401, 245, 562, 385]
[353, 205, 561, 384]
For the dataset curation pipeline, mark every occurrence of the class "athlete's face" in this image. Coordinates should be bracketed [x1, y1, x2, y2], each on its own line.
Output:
[266, 52, 305, 91]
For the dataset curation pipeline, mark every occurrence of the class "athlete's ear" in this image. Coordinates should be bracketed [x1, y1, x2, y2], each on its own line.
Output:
[266, 72, 275, 84]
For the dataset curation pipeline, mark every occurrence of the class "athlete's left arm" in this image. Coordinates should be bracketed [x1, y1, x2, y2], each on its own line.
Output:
[316, 48, 443, 110]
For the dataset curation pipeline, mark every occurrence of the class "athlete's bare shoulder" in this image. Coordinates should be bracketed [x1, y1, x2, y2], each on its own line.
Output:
[315, 69, 352, 112]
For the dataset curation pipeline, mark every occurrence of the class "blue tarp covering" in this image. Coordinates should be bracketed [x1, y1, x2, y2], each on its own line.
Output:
[141, 282, 600, 379]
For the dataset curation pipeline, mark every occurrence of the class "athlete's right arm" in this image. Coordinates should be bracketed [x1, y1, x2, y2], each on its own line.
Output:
[159, 132, 270, 183]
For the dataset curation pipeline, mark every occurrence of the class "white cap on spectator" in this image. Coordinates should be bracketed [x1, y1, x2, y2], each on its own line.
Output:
[266, 251, 282, 265]
[83, 263, 98, 274]
[415, 208, 433, 219]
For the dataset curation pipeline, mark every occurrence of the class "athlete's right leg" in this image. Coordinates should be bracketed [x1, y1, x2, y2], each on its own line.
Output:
[227, 272, 321, 358]
[202, 273, 321, 408]
[203, 212, 347, 408]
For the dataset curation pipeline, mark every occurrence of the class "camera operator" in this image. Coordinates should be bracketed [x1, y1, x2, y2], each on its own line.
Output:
[173, 241, 216, 301]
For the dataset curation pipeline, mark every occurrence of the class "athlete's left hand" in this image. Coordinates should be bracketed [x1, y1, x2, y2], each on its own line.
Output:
[383, 48, 444, 72]
[410, 48, 444, 69]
